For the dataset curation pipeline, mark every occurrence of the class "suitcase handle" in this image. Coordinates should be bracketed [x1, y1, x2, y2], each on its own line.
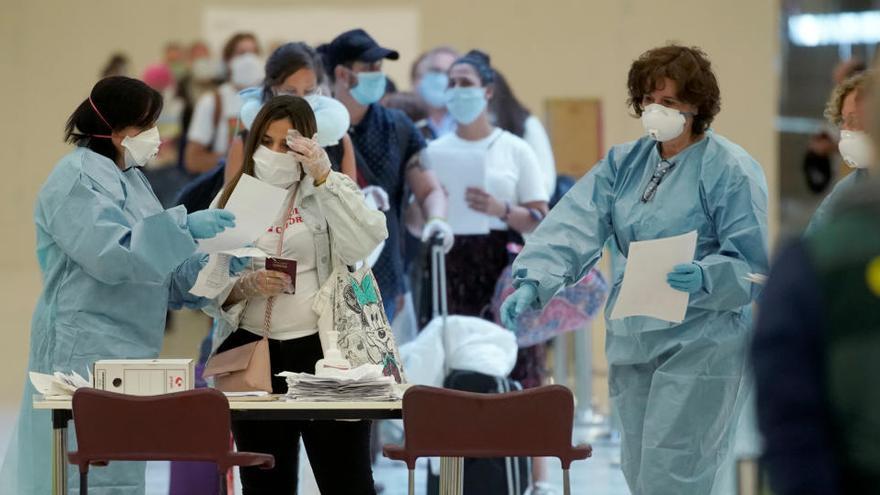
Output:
[430, 235, 448, 327]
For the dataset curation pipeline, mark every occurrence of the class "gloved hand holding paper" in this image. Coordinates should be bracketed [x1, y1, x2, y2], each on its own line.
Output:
[610, 231, 698, 323]
[189, 247, 268, 299]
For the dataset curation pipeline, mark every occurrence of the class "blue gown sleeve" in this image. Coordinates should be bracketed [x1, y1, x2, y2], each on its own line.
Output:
[512, 153, 617, 306]
[692, 162, 769, 310]
[751, 241, 840, 495]
[43, 174, 197, 285]
[168, 254, 210, 310]
[804, 170, 862, 237]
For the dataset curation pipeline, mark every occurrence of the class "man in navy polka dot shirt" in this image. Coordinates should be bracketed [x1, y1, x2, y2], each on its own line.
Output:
[319, 29, 453, 319]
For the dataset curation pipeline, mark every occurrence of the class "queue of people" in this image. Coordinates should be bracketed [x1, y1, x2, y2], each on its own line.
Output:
[3, 20, 877, 495]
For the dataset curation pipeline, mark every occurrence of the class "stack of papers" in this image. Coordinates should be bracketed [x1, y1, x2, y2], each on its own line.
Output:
[30, 371, 92, 398]
[278, 365, 399, 402]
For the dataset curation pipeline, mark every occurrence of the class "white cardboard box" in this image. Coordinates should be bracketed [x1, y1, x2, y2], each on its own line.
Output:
[93, 359, 194, 396]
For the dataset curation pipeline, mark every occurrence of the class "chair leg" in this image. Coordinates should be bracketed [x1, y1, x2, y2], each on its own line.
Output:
[563, 469, 571, 495]
[408, 469, 415, 495]
[80, 471, 88, 495]
[218, 471, 225, 495]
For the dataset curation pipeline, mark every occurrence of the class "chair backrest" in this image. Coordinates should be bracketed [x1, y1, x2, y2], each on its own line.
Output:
[71, 388, 231, 464]
[398, 385, 588, 467]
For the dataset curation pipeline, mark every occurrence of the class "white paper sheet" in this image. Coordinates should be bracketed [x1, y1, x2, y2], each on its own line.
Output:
[425, 146, 490, 235]
[610, 231, 698, 323]
[196, 174, 289, 253]
[29, 371, 92, 396]
[189, 247, 267, 298]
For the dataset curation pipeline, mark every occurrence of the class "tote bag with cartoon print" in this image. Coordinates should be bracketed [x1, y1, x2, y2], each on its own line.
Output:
[327, 265, 406, 383]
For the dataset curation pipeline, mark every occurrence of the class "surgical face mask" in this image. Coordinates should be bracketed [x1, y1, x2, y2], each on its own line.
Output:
[229, 53, 265, 88]
[305, 94, 351, 147]
[169, 61, 188, 82]
[121, 126, 161, 168]
[192, 57, 223, 81]
[839, 130, 874, 169]
[253, 145, 300, 188]
[349, 71, 387, 106]
[445, 87, 487, 125]
[641, 103, 688, 142]
[418, 72, 450, 109]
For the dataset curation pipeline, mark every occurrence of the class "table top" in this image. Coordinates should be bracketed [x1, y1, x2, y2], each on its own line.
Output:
[33, 394, 402, 411]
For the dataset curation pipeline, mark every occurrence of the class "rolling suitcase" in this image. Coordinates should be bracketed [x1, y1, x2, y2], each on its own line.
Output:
[424, 236, 531, 495]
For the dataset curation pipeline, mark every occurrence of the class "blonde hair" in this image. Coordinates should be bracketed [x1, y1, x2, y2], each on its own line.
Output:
[824, 71, 873, 127]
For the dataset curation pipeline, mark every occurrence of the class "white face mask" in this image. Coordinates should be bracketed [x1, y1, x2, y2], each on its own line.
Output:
[191, 57, 224, 82]
[253, 145, 300, 188]
[121, 126, 161, 168]
[229, 53, 265, 88]
[838, 130, 874, 169]
[641, 103, 688, 142]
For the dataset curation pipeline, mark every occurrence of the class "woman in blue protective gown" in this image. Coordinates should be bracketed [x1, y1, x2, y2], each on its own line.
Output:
[502, 45, 770, 494]
[0, 76, 240, 495]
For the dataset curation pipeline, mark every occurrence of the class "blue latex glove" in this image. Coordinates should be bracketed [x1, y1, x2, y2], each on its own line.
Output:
[667, 263, 704, 293]
[187, 209, 236, 240]
[229, 256, 251, 275]
[500, 283, 538, 330]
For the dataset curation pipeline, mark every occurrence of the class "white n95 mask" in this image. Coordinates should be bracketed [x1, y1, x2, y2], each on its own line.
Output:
[838, 130, 874, 169]
[253, 145, 301, 188]
[121, 126, 161, 169]
[641, 103, 688, 142]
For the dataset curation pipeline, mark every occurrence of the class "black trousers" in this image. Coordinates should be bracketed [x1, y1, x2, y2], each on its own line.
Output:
[217, 330, 377, 495]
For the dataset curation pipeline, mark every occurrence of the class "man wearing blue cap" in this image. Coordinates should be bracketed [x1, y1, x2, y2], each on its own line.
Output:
[319, 29, 453, 320]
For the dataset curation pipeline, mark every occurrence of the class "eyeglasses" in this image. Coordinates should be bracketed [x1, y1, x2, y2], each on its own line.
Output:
[641, 159, 675, 203]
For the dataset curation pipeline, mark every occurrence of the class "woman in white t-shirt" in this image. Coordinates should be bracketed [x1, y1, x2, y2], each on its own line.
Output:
[184, 32, 263, 174]
[205, 95, 387, 494]
[428, 50, 549, 318]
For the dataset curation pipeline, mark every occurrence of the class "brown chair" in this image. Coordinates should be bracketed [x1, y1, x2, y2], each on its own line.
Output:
[68, 388, 274, 495]
[383, 384, 592, 495]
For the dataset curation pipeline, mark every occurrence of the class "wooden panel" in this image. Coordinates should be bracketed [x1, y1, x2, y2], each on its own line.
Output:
[544, 99, 603, 178]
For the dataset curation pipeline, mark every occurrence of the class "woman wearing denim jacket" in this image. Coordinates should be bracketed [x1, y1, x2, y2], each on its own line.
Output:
[203, 95, 387, 495]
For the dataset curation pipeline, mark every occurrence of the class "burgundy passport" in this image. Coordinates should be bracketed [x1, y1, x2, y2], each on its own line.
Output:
[265, 257, 297, 294]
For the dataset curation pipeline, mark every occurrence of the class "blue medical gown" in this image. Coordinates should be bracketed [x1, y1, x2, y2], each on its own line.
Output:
[0, 147, 207, 495]
[513, 132, 769, 494]
[805, 167, 869, 236]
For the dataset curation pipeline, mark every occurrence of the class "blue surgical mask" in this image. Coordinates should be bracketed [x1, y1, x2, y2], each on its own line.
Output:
[445, 87, 487, 125]
[350, 71, 387, 106]
[418, 72, 450, 109]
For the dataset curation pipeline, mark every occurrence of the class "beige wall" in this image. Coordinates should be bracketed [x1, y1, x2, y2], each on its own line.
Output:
[0, 0, 779, 405]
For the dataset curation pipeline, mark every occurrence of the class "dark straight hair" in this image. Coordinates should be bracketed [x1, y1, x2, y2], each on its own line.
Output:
[218, 95, 318, 208]
[262, 42, 324, 102]
[489, 70, 531, 138]
[64, 76, 163, 162]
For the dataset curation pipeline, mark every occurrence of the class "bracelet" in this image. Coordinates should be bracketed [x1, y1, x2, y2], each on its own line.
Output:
[314, 171, 330, 187]
[500, 201, 512, 221]
[527, 208, 545, 222]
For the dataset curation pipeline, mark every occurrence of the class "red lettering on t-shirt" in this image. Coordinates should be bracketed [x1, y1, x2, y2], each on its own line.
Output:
[265, 208, 304, 233]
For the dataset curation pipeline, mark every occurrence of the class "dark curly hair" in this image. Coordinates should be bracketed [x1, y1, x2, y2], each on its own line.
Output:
[627, 45, 720, 134]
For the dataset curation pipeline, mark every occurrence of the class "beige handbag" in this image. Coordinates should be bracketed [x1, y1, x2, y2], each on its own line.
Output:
[203, 337, 272, 392]
[203, 181, 302, 393]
